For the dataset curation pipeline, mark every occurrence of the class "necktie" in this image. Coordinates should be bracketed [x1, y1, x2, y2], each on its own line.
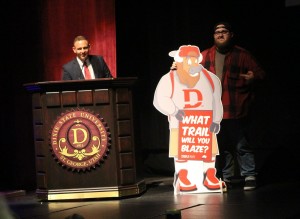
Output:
[83, 62, 92, 79]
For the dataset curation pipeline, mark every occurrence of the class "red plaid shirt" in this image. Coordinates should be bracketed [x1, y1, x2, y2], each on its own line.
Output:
[201, 45, 265, 119]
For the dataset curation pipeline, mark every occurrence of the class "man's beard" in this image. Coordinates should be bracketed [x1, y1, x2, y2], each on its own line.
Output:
[215, 39, 233, 54]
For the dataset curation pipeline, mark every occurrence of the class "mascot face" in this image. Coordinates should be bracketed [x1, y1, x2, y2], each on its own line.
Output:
[175, 45, 203, 88]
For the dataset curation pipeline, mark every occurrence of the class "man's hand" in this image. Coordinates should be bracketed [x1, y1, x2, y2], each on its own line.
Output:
[240, 71, 254, 83]
[170, 61, 177, 70]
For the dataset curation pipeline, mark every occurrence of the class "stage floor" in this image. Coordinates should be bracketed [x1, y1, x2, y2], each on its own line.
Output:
[3, 176, 300, 219]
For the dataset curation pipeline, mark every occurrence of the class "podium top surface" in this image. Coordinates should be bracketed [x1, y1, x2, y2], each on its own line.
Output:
[23, 77, 138, 93]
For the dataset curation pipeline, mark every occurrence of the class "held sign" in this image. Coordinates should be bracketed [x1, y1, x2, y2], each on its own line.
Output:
[178, 110, 212, 161]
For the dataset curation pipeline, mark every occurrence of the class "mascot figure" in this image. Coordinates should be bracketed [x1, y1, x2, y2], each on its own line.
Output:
[153, 45, 224, 194]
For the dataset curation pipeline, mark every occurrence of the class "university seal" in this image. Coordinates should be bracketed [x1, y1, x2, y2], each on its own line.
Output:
[49, 108, 111, 172]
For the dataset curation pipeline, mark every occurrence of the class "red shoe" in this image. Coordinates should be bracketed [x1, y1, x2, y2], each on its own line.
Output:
[203, 168, 223, 190]
[178, 169, 197, 192]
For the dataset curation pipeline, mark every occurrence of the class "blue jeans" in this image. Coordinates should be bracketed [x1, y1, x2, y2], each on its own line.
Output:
[215, 118, 256, 180]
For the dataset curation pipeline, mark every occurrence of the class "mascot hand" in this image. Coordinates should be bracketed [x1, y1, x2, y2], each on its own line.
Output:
[175, 110, 185, 121]
[209, 122, 220, 133]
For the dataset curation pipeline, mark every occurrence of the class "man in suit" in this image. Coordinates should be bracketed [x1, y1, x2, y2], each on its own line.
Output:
[62, 35, 112, 80]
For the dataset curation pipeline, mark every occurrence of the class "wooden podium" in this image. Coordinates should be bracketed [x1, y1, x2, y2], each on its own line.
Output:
[24, 77, 145, 201]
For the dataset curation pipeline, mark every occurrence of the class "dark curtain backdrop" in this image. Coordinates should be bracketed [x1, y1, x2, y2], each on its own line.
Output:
[41, 0, 116, 80]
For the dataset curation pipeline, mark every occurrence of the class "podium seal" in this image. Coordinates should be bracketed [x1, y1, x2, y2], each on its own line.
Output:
[49, 108, 111, 172]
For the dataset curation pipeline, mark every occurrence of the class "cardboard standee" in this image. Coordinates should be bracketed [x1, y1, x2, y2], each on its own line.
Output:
[153, 45, 224, 194]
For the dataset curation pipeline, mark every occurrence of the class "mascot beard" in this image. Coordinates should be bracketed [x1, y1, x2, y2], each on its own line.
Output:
[176, 62, 202, 88]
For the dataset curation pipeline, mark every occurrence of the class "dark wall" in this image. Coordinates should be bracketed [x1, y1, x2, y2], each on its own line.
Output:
[115, 1, 300, 180]
[1, 0, 299, 190]
[1, 1, 43, 190]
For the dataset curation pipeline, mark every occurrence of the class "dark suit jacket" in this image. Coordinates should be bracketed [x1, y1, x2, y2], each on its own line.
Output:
[62, 55, 112, 80]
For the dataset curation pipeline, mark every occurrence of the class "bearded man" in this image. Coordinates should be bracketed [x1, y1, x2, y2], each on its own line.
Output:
[201, 22, 266, 191]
